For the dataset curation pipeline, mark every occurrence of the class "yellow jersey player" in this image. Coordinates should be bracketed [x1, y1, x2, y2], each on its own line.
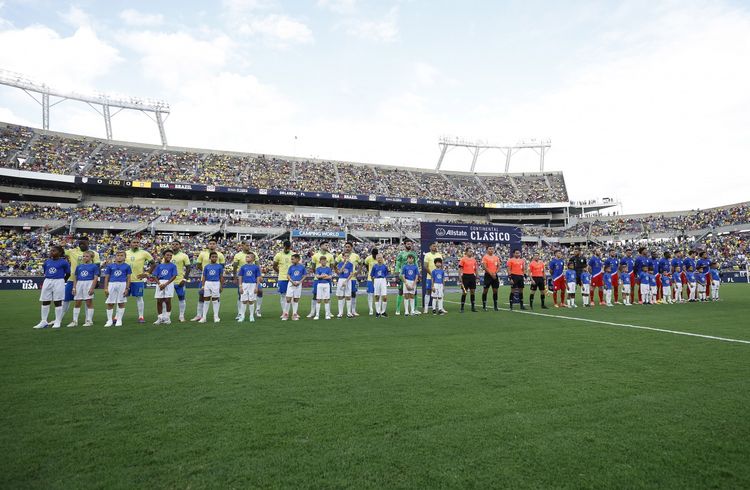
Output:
[126, 237, 154, 323]
[422, 242, 443, 313]
[307, 241, 335, 318]
[63, 236, 100, 318]
[169, 240, 191, 322]
[336, 241, 361, 316]
[273, 240, 294, 316]
[191, 238, 226, 321]
[364, 247, 378, 315]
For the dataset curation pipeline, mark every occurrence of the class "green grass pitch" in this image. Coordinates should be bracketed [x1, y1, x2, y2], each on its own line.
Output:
[1, 285, 749, 489]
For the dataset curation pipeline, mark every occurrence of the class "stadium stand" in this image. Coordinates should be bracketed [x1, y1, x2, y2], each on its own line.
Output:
[0, 122, 568, 204]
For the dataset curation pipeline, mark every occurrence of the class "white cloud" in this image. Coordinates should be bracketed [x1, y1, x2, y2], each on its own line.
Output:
[236, 14, 314, 46]
[60, 6, 92, 29]
[119, 9, 164, 27]
[317, 0, 356, 14]
[120, 31, 233, 87]
[345, 6, 398, 42]
[0, 23, 121, 92]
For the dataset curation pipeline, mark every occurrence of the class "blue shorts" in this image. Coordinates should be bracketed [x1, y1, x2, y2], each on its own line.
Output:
[174, 283, 185, 301]
[351, 279, 358, 294]
[278, 280, 289, 294]
[64, 281, 75, 301]
[425, 278, 433, 290]
[129, 282, 145, 297]
[367, 280, 374, 294]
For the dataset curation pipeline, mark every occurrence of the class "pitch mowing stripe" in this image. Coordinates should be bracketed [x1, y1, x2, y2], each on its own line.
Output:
[443, 300, 750, 345]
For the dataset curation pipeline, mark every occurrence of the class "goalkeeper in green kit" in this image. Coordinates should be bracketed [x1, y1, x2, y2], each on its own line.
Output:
[395, 239, 421, 315]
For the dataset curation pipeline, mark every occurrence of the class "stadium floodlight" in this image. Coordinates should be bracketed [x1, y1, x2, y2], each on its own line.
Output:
[436, 135, 551, 173]
[0, 69, 171, 147]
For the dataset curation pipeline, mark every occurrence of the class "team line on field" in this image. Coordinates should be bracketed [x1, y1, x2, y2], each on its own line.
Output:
[443, 299, 750, 345]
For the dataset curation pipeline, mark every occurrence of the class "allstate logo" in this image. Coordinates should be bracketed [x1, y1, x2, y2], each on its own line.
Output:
[80, 270, 89, 277]
[435, 228, 447, 237]
[48, 267, 57, 274]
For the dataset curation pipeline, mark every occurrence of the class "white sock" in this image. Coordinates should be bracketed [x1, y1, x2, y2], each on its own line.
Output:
[41, 304, 50, 322]
[346, 298, 352, 315]
[280, 295, 285, 310]
[136, 297, 144, 318]
[325, 303, 331, 316]
[212, 300, 219, 319]
[283, 301, 290, 315]
[381, 300, 387, 314]
[116, 307, 125, 321]
[292, 302, 299, 316]
[106, 309, 113, 321]
[239, 303, 246, 319]
[202, 301, 210, 319]
[315, 303, 320, 318]
[311, 297, 316, 311]
[73, 307, 81, 323]
[236, 299, 242, 314]
[368, 293, 373, 313]
[62, 301, 71, 315]
[249, 304, 255, 319]
[338, 299, 344, 315]
[376, 299, 382, 314]
[86, 307, 94, 322]
[438, 298, 444, 311]
[164, 307, 171, 320]
[410, 298, 416, 313]
[53, 306, 62, 326]
[350, 297, 357, 314]
[256, 296, 262, 313]
[197, 301, 203, 317]
[179, 300, 186, 318]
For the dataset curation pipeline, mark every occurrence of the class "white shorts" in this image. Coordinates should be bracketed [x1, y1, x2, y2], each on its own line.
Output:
[403, 279, 416, 294]
[674, 283, 682, 292]
[74, 280, 95, 300]
[374, 277, 388, 296]
[204, 281, 221, 298]
[106, 282, 128, 304]
[712, 281, 720, 289]
[697, 284, 705, 294]
[240, 282, 258, 302]
[40, 278, 65, 302]
[640, 284, 650, 295]
[336, 278, 352, 297]
[317, 283, 331, 301]
[285, 282, 302, 299]
[566, 282, 577, 294]
[662, 285, 671, 298]
[688, 282, 696, 291]
[431, 283, 444, 299]
[154, 280, 175, 299]
[581, 284, 590, 295]
[621, 284, 630, 294]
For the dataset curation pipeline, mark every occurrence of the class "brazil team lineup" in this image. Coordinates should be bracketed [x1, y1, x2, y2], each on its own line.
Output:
[31, 235, 725, 330]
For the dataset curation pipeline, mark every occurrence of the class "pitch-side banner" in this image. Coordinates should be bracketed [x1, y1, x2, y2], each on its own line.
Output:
[291, 230, 347, 239]
[420, 222, 522, 251]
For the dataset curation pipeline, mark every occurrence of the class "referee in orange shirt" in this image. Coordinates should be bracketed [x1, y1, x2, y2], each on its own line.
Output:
[528, 254, 548, 309]
[458, 247, 479, 312]
[506, 249, 527, 310]
[481, 246, 501, 311]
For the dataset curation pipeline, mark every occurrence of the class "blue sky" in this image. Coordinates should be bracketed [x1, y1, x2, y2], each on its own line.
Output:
[1, 0, 749, 212]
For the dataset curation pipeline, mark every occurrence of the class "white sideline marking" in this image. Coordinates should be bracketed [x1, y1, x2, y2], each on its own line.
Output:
[443, 300, 750, 345]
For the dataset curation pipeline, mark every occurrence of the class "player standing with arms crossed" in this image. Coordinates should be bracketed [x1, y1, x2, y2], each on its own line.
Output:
[126, 237, 154, 324]
[549, 250, 566, 307]
[480, 246, 501, 311]
[507, 249, 527, 310]
[458, 247, 479, 312]
[423, 242, 443, 314]
[528, 254, 548, 309]
[273, 240, 294, 318]
[394, 239, 419, 316]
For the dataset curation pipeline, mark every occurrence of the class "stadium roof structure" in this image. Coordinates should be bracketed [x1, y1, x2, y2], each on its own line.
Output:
[436, 136, 552, 172]
[0, 69, 170, 147]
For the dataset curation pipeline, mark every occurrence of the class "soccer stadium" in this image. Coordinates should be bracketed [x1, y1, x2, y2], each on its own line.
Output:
[1, 2, 750, 489]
